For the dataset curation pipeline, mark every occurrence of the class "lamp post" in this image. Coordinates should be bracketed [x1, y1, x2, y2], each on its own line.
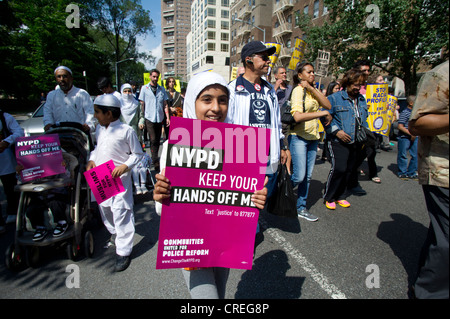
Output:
[234, 18, 266, 43]
[115, 58, 135, 90]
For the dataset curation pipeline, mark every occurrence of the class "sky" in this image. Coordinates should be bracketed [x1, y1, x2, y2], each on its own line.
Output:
[139, 0, 162, 70]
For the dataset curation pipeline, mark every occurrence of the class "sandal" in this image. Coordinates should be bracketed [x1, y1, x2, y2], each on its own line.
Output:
[371, 177, 381, 183]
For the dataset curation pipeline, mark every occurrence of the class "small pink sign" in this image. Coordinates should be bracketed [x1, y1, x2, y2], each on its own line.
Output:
[15, 134, 65, 182]
[84, 160, 125, 204]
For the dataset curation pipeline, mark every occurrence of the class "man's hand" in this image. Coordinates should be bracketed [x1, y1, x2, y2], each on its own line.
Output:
[44, 124, 53, 132]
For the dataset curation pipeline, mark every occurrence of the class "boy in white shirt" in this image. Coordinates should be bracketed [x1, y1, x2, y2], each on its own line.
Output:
[86, 94, 144, 272]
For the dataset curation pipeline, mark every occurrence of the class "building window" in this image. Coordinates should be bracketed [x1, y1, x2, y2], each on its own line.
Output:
[207, 42, 216, 51]
[208, 31, 216, 40]
[221, 32, 229, 41]
[303, 5, 309, 15]
[221, 10, 229, 19]
[221, 21, 229, 30]
[313, 0, 320, 18]
[206, 56, 214, 64]
[221, 43, 229, 52]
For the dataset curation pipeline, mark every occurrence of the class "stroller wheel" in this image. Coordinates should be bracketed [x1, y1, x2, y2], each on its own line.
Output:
[84, 231, 94, 258]
[66, 238, 80, 261]
[5, 243, 24, 271]
[25, 246, 40, 268]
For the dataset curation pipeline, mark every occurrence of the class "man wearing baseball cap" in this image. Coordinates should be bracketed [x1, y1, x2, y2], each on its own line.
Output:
[227, 41, 289, 223]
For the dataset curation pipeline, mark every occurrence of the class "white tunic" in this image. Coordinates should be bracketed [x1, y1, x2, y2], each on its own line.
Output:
[89, 120, 144, 210]
[43, 85, 95, 131]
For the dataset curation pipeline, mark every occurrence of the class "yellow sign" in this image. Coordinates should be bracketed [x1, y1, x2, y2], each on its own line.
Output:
[366, 84, 389, 134]
[379, 94, 398, 137]
[265, 43, 281, 71]
[289, 39, 307, 70]
[230, 67, 238, 82]
[143, 73, 150, 85]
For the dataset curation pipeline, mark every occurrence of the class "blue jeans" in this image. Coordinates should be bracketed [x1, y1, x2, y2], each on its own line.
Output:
[397, 136, 418, 176]
[289, 135, 319, 211]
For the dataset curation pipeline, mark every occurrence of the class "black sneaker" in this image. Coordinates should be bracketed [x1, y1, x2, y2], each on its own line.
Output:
[115, 254, 131, 272]
[348, 185, 367, 196]
[398, 174, 409, 180]
[33, 227, 48, 241]
[53, 221, 68, 237]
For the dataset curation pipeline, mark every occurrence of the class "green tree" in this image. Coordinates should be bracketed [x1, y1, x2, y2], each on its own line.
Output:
[0, 0, 110, 100]
[297, 0, 449, 94]
[80, 0, 155, 88]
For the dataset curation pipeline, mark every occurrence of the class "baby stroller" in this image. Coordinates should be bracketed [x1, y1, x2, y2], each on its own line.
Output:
[5, 123, 95, 270]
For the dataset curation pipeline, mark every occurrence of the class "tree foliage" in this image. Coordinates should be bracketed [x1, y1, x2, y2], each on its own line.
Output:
[297, 0, 449, 94]
[0, 0, 155, 102]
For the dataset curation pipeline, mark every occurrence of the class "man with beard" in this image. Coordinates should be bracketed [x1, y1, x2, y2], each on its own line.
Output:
[43, 66, 95, 134]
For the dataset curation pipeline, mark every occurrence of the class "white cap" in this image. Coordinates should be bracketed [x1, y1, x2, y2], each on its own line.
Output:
[94, 94, 121, 108]
[54, 66, 72, 75]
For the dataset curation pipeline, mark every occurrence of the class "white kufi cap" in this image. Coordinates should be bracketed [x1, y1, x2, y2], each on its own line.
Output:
[94, 94, 121, 108]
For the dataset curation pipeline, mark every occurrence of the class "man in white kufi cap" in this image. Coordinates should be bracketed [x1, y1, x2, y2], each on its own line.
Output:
[43, 65, 95, 134]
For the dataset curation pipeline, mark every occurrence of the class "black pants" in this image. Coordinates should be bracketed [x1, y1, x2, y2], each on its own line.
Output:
[323, 140, 360, 202]
[145, 119, 163, 167]
[414, 185, 449, 299]
[0, 172, 19, 225]
[26, 193, 68, 229]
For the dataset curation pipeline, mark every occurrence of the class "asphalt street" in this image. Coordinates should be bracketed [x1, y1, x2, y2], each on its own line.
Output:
[0, 141, 430, 302]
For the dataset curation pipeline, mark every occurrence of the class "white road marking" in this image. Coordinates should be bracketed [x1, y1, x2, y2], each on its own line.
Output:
[262, 222, 347, 299]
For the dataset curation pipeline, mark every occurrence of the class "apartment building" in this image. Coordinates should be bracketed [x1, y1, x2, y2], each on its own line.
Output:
[186, 0, 232, 81]
[230, 0, 273, 71]
[272, 0, 329, 70]
[161, 0, 192, 81]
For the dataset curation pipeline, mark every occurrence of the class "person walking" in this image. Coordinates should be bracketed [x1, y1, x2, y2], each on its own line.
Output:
[397, 95, 418, 180]
[409, 60, 449, 299]
[153, 72, 267, 299]
[139, 69, 169, 172]
[288, 62, 331, 221]
[227, 41, 289, 198]
[43, 66, 95, 134]
[323, 69, 369, 210]
[87, 94, 144, 272]
[0, 109, 24, 231]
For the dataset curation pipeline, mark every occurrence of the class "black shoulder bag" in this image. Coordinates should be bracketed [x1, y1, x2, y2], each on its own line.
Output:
[281, 88, 306, 127]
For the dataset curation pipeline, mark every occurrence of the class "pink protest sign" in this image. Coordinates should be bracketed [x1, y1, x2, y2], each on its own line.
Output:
[156, 117, 270, 270]
[15, 134, 65, 182]
[84, 160, 125, 204]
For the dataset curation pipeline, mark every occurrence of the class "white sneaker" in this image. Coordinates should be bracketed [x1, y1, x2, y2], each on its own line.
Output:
[135, 186, 143, 195]
[142, 186, 148, 194]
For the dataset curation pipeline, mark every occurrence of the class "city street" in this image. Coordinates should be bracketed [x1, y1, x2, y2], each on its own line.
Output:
[0, 140, 430, 302]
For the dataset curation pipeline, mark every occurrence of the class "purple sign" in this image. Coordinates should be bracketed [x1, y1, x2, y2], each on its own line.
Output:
[15, 134, 65, 182]
[156, 117, 270, 270]
[84, 160, 125, 204]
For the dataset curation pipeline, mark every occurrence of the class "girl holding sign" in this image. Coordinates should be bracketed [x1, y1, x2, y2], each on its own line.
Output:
[153, 72, 268, 299]
[87, 94, 144, 272]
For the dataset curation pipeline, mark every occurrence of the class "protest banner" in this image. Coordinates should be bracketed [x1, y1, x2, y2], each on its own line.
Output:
[83, 160, 125, 204]
[366, 83, 389, 133]
[288, 38, 307, 70]
[315, 50, 330, 78]
[379, 94, 398, 137]
[15, 134, 65, 183]
[265, 42, 281, 75]
[156, 117, 270, 270]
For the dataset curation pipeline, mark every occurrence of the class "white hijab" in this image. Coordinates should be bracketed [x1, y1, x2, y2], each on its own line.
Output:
[120, 83, 139, 124]
[183, 72, 230, 123]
